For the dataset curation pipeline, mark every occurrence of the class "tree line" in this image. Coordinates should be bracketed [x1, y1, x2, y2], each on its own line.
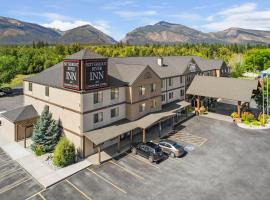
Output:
[0, 42, 270, 86]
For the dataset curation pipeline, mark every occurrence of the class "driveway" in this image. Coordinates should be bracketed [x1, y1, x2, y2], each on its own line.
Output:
[1, 116, 270, 200]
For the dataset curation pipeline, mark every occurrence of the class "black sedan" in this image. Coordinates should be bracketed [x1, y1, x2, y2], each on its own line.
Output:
[131, 142, 164, 163]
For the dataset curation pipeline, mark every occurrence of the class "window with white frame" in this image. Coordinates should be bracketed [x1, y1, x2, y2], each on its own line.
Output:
[45, 86, 49, 97]
[111, 107, 119, 118]
[111, 88, 119, 100]
[161, 79, 166, 88]
[150, 99, 156, 108]
[168, 78, 173, 86]
[93, 91, 103, 104]
[94, 112, 103, 123]
[28, 82, 32, 91]
[162, 94, 166, 102]
[139, 86, 145, 96]
[169, 92, 174, 99]
[150, 83, 156, 92]
[139, 103, 146, 112]
[180, 89, 185, 97]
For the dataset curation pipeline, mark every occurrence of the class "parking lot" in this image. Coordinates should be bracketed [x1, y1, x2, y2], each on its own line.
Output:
[1, 116, 270, 200]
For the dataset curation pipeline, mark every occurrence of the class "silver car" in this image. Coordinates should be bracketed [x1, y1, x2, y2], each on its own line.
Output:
[158, 140, 185, 158]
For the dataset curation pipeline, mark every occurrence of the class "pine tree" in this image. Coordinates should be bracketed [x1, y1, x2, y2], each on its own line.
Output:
[31, 106, 61, 152]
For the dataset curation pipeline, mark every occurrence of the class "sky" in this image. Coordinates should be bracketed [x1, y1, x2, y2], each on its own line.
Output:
[1, 0, 270, 40]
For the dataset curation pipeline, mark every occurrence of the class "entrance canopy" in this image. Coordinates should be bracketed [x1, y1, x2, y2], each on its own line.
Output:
[186, 76, 258, 103]
[84, 101, 191, 146]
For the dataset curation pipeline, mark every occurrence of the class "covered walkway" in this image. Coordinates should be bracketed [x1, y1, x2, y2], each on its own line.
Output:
[84, 101, 191, 164]
[186, 76, 258, 117]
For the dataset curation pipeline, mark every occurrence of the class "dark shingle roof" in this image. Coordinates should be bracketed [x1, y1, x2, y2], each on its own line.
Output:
[1, 105, 38, 123]
[193, 57, 225, 71]
[65, 49, 105, 60]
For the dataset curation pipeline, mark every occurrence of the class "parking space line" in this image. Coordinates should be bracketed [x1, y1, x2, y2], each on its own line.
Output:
[0, 168, 22, 179]
[0, 177, 32, 194]
[0, 160, 14, 168]
[87, 168, 127, 194]
[109, 160, 144, 180]
[38, 193, 47, 200]
[127, 153, 160, 170]
[25, 189, 46, 200]
[66, 180, 93, 200]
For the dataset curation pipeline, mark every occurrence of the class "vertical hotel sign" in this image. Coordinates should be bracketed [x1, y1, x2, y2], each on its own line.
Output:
[85, 59, 108, 90]
[63, 60, 80, 90]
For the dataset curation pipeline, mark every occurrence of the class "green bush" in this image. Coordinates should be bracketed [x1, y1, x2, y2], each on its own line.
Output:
[53, 137, 76, 167]
[34, 145, 44, 156]
[241, 112, 254, 122]
[252, 120, 260, 126]
[243, 120, 251, 125]
[258, 113, 269, 126]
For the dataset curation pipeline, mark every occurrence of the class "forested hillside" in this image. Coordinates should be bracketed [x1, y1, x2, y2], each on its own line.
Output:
[0, 42, 270, 87]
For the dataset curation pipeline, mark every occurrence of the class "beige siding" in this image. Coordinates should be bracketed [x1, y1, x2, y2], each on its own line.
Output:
[0, 117, 15, 142]
[63, 129, 83, 155]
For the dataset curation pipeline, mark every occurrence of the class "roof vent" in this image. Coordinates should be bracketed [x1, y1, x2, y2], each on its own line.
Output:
[157, 57, 164, 66]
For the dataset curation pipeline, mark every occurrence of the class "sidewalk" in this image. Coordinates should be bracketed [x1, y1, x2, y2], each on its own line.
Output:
[0, 134, 92, 188]
[200, 112, 233, 123]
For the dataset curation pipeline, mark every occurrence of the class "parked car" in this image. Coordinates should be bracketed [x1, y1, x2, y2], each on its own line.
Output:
[131, 142, 164, 163]
[158, 140, 186, 158]
[0, 87, 12, 95]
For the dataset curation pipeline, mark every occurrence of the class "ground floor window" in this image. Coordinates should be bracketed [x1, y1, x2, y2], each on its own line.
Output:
[162, 94, 166, 102]
[139, 103, 146, 112]
[169, 92, 173, 99]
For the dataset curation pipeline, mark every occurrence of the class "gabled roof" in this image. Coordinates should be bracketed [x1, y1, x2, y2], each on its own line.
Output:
[193, 57, 225, 71]
[1, 105, 39, 123]
[109, 56, 195, 78]
[186, 76, 258, 102]
[65, 49, 105, 60]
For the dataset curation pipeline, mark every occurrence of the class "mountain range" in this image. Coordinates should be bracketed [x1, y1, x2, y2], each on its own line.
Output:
[1, 17, 270, 45]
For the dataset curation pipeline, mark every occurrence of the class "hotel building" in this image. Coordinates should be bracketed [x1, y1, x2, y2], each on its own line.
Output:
[0, 49, 229, 158]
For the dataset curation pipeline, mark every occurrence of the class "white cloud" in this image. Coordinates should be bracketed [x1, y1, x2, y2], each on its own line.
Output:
[204, 2, 270, 31]
[43, 19, 111, 34]
[43, 20, 90, 31]
[103, 1, 135, 10]
[115, 10, 157, 18]
[206, 16, 214, 22]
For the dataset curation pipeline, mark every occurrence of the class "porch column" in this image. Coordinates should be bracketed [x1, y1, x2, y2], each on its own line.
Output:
[98, 145, 101, 165]
[196, 96, 200, 115]
[117, 135, 121, 152]
[159, 121, 162, 137]
[24, 127, 26, 148]
[130, 130, 133, 143]
[237, 101, 241, 119]
[142, 129, 146, 143]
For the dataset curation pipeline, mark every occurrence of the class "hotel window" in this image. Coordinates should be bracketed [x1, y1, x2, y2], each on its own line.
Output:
[93, 91, 103, 104]
[150, 83, 156, 92]
[161, 79, 166, 88]
[180, 89, 185, 97]
[45, 86, 49, 97]
[169, 92, 174, 99]
[150, 99, 156, 108]
[28, 82, 32, 91]
[168, 78, 173, 86]
[180, 76, 183, 84]
[94, 112, 103, 123]
[162, 94, 166, 102]
[111, 107, 119, 118]
[139, 86, 145, 96]
[111, 88, 119, 100]
[139, 103, 146, 112]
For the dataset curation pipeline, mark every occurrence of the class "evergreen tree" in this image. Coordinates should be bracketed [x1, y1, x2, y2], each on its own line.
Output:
[31, 106, 61, 152]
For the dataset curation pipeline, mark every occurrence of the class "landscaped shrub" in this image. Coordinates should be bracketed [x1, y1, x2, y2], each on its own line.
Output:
[258, 113, 269, 126]
[241, 112, 254, 122]
[34, 145, 44, 156]
[252, 120, 260, 126]
[53, 137, 76, 167]
[32, 106, 61, 153]
[231, 112, 239, 119]
[243, 120, 251, 125]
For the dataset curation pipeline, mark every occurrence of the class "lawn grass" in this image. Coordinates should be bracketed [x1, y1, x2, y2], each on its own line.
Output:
[2, 74, 35, 88]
